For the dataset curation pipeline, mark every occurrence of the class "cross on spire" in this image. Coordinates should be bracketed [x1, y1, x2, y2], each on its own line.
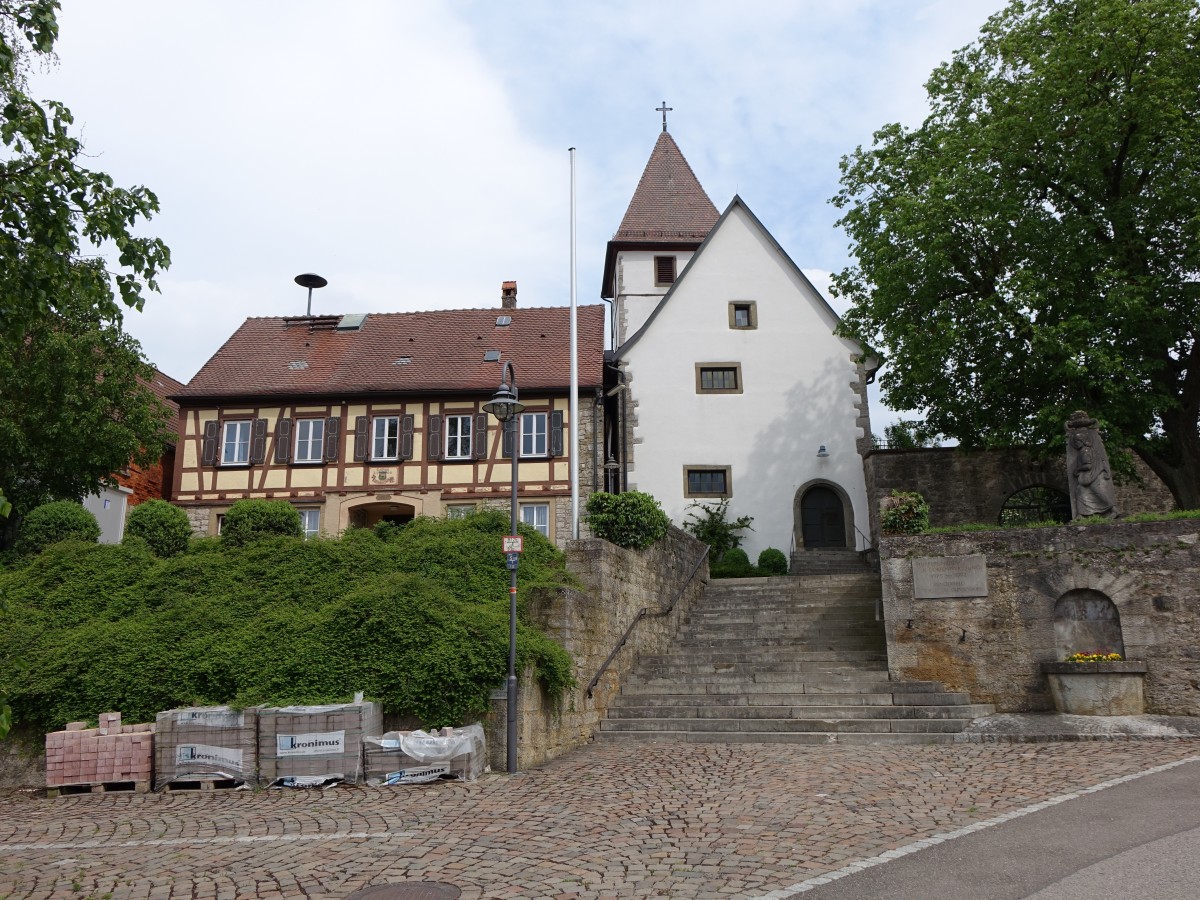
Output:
[656, 100, 672, 132]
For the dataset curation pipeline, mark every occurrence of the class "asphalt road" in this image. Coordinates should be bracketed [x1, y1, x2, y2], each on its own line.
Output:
[801, 756, 1200, 900]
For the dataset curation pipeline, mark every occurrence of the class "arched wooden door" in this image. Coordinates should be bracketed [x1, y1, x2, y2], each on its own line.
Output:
[800, 486, 847, 548]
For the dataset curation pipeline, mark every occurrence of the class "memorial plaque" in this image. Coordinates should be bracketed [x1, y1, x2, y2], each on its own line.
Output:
[912, 555, 988, 599]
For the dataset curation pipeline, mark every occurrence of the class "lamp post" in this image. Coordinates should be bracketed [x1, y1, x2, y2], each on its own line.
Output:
[482, 361, 524, 774]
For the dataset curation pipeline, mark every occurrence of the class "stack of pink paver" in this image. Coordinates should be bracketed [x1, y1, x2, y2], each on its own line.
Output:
[45, 712, 155, 791]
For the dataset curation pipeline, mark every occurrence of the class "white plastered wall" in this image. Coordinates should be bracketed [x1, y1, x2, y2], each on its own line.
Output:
[620, 202, 870, 560]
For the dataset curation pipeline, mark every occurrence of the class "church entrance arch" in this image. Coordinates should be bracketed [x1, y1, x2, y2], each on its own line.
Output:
[794, 482, 851, 549]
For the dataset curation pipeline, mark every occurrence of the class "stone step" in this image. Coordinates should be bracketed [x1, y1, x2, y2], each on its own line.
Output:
[621, 679, 954, 695]
[606, 703, 996, 720]
[593, 730, 959, 746]
[598, 717, 973, 735]
[609, 696, 955, 710]
[632, 661, 896, 677]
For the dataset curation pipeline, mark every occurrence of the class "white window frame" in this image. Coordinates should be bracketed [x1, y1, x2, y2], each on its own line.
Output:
[373, 415, 400, 461]
[299, 509, 320, 538]
[445, 414, 473, 460]
[294, 419, 325, 463]
[521, 412, 548, 457]
[222, 420, 251, 466]
[520, 503, 550, 537]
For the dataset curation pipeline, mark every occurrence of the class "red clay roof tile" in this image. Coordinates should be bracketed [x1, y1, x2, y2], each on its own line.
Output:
[614, 131, 719, 242]
[176, 305, 606, 401]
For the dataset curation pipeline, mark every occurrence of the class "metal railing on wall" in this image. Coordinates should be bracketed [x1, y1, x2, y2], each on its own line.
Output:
[585, 545, 709, 699]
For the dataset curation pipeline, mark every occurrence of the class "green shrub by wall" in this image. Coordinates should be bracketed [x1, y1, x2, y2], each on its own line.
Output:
[16, 501, 100, 554]
[124, 500, 192, 557]
[220, 499, 303, 547]
[757, 547, 788, 575]
[585, 491, 669, 550]
[880, 491, 930, 535]
[711, 547, 754, 579]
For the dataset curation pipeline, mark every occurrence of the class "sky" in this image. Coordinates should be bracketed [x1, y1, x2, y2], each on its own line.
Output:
[35, 0, 1008, 426]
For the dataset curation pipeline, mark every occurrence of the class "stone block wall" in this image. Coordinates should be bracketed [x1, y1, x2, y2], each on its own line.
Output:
[485, 525, 709, 769]
[880, 520, 1200, 715]
[864, 447, 1174, 541]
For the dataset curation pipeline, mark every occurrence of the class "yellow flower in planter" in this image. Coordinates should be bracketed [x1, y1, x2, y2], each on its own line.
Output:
[1064, 651, 1124, 663]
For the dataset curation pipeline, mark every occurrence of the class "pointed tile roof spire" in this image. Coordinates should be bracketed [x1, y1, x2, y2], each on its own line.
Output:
[614, 131, 719, 242]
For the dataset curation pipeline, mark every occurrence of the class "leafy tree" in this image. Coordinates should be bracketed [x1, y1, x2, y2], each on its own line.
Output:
[833, 0, 1200, 507]
[0, 274, 173, 534]
[0, 1, 169, 349]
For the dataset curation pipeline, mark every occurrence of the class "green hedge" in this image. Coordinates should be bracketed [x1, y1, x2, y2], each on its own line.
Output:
[585, 491, 669, 549]
[0, 511, 575, 732]
[124, 499, 192, 557]
[16, 501, 99, 554]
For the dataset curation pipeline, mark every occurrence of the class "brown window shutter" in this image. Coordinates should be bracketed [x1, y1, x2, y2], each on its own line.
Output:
[655, 255, 677, 285]
[400, 414, 415, 460]
[549, 410, 564, 457]
[324, 416, 340, 462]
[249, 418, 268, 465]
[473, 413, 488, 459]
[427, 415, 443, 460]
[353, 415, 369, 461]
[501, 417, 514, 458]
[274, 418, 293, 464]
[201, 420, 219, 466]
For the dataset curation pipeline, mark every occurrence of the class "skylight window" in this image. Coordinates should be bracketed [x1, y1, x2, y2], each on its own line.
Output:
[393, 356, 412, 366]
[288, 361, 309, 370]
[484, 350, 502, 362]
[496, 315, 512, 327]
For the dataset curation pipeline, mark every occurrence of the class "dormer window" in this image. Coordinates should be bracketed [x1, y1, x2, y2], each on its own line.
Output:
[654, 255, 677, 286]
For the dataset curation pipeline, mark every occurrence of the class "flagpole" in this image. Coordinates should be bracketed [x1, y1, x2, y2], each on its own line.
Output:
[569, 147, 580, 540]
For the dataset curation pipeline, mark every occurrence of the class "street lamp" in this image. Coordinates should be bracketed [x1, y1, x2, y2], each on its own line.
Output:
[482, 361, 525, 774]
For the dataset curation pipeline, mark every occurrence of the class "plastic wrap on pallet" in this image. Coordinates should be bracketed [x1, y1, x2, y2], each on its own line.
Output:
[154, 706, 259, 790]
[258, 701, 382, 786]
[45, 712, 155, 789]
[364, 723, 486, 785]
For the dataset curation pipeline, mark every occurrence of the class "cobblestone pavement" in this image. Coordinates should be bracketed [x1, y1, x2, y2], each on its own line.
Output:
[1, 739, 1197, 899]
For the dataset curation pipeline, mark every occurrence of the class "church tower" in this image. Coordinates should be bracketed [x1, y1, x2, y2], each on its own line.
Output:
[601, 130, 719, 345]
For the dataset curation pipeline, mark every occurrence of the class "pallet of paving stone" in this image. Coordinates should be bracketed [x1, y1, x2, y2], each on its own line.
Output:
[45, 713, 154, 796]
[364, 723, 486, 785]
[258, 700, 382, 786]
[154, 706, 259, 791]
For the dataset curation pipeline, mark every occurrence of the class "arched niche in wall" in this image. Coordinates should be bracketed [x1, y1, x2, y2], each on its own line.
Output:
[1000, 485, 1071, 527]
[1053, 589, 1125, 658]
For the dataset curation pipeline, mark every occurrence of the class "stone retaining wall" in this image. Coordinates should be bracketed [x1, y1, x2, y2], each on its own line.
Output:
[485, 525, 709, 770]
[880, 520, 1200, 715]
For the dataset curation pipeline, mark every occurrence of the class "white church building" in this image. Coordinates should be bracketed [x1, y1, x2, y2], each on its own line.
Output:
[603, 130, 877, 561]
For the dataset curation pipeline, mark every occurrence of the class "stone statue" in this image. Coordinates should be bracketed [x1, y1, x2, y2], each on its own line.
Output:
[1065, 411, 1118, 519]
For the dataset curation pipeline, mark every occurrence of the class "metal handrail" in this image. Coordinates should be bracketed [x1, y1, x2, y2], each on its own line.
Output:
[854, 524, 873, 553]
[585, 545, 709, 698]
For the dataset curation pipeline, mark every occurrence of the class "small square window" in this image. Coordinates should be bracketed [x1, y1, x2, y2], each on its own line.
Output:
[654, 255, 677, 286]
[373, 416, 399, 461]
[294, 419, 325, 463]
[520, 503, 550, 538]
[728, 301, 758, 330]
[445, 414, 473, 460]
[221, 421, 251, 466]
[695, 363, 743, 394]
[299, 509, 320, 538]
[521, 412, 548, 457]
[684, 466, 732, 498]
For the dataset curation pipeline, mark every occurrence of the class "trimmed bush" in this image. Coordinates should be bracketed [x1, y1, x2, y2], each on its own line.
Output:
[585, 491, 670, 550]
[16, 501, 100, 554]
[124, 500, 192, 557]
[757, 547, 788, 575]
[711, 547, 753, 579]
[220, 499, 302, 547]
[880, 490, 930, 535]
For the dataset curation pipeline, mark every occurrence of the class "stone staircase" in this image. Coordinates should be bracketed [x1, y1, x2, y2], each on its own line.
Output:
[597, 574, 993, 745]
[789, 548, 875, 576]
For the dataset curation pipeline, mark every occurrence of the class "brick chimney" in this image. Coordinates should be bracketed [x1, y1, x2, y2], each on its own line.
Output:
[501, 281, 517, 309]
